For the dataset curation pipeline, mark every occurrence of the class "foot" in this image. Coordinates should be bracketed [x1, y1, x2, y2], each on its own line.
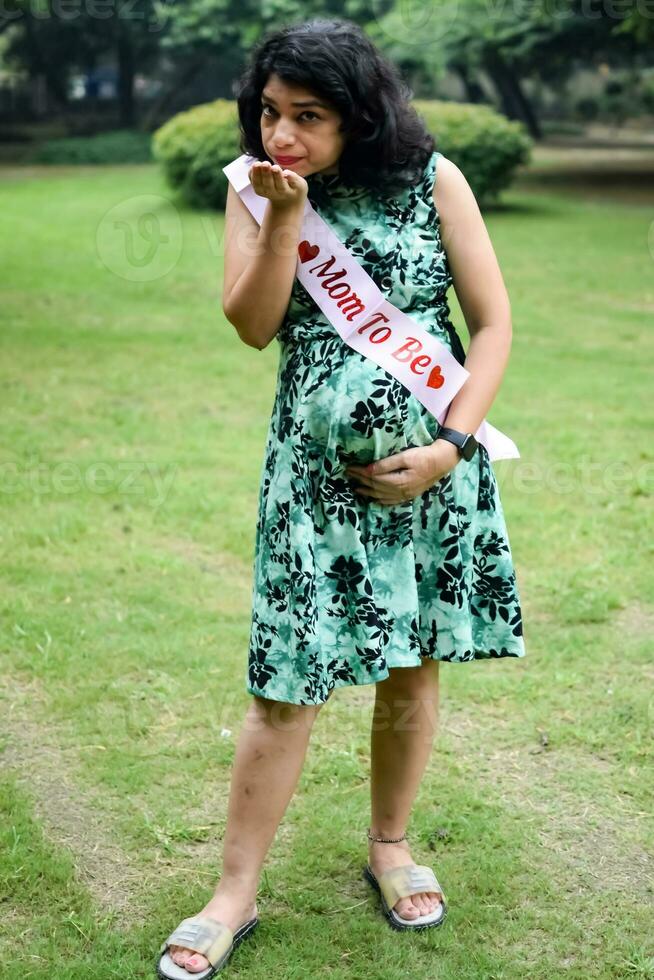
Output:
[167, 887, 258, 974]
[367, 837, 443, 922]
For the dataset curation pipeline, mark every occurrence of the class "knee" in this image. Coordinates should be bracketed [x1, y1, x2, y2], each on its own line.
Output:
[376, 660, 439, 702]
[250, 694, 324, 729]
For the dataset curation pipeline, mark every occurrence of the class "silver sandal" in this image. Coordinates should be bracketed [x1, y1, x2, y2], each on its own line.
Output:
[364, 827, 447, 931]
[156, 912, 259, 978]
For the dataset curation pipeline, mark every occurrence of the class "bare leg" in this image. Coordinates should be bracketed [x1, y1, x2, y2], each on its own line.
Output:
[367, 660, 443, 921]
[169, 694, 324, 972]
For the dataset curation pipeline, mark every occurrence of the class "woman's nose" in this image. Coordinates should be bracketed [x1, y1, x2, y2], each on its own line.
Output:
[272, 123, 298, 147]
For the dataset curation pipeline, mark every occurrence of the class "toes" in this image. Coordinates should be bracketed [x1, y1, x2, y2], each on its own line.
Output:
[418, 892, 437, 913]
[186, 953, 210, 972]
[404, 893, 425, 915]
[395, 892, 442, 921]
[169, 946, 210, 970]
[395, 898, 420, 919]
[170, 945, 188, 966]
[424, 891, 442, 914]
[416, 893, 431, 914]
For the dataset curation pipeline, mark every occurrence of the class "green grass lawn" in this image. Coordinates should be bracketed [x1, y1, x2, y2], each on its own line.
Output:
[1, 161, 652, 979]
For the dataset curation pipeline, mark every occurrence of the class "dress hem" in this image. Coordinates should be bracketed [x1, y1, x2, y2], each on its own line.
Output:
[245, 642, 526, 706]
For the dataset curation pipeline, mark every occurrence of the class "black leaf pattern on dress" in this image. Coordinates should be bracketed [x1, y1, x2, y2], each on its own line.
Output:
[246, 150, 525, 704]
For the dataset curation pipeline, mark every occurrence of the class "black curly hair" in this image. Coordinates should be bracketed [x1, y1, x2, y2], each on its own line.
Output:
[234, 17, 436, 198]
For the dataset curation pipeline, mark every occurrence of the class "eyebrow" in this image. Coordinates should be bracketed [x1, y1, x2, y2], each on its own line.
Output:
[261, 92, 330, 110]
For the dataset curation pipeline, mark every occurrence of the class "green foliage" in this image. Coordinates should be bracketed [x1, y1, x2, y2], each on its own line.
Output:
[152, 97, 532, 210]
[413, 99, 532, 203]
[151, 98, 241, 209]
[28, 130, 154, 164]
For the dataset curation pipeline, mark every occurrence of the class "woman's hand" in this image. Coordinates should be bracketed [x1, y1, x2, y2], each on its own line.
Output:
[345, 440, 461, 506]
[249, 160, 308, 210]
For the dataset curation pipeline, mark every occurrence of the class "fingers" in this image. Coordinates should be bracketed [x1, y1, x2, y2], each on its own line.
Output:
[270, 163, 287, 192]
[250, 161, 271, 192]
[346, 466, 407, 488]
[349, 477, 409, 503]
[347, 467, 418, 504]
[249, 161, 291, 196]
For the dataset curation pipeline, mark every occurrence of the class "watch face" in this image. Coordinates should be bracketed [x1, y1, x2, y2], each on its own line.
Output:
[461, 435, 478, 461]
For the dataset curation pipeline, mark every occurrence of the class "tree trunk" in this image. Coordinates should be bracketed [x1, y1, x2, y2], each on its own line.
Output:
[117, 23, 135, 127]
[483, 50, 542, 139]
[23, 12, 68, 110]
[506, 69, 542, 140]
[452, 62, 486, 104]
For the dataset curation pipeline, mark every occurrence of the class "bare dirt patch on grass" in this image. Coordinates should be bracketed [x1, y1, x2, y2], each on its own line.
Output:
[320, 679, 652, 903]
[0, 673, 145, 926]
[442, 705, 653, 902]
[1, 671, 304, 929]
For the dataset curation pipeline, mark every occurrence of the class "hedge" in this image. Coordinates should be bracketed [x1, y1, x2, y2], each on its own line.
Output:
[28, 130, 153, 164]
[152, 98, 531, 210]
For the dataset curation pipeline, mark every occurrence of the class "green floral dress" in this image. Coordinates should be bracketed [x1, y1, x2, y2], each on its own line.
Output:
[246, 149, 526, 705]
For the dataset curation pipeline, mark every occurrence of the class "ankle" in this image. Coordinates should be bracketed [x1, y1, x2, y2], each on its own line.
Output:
[367, 826, 408, 844]
[212, 873, 259, 901]
[369, 837, 409, 849]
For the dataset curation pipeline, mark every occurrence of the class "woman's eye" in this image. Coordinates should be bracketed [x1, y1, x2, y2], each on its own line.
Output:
[261, 105, 319, 122]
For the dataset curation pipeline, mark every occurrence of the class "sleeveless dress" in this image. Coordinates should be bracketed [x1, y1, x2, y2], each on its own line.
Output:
[246, 149, 526, 705]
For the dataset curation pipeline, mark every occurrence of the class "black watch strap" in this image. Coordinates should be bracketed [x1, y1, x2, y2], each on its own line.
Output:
[437, 426, 479, 461]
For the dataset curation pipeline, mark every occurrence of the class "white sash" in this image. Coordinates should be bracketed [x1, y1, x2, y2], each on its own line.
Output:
[223, 154, 519, 462]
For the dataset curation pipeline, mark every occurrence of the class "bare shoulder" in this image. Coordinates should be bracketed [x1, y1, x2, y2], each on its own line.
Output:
[431, 154, 483, 238]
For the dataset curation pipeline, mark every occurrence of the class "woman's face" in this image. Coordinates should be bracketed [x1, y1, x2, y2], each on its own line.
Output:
[260, 73, 346, 177]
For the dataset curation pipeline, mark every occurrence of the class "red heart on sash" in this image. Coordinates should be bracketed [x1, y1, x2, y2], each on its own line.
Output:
[298, 240, 319, 263]
[426, 364, 445, 389]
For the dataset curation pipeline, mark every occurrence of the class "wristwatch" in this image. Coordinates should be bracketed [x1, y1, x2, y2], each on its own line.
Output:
[436, 426, 479, 462]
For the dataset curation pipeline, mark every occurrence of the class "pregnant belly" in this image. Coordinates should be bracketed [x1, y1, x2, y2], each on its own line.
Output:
[296, 344, 442, 467]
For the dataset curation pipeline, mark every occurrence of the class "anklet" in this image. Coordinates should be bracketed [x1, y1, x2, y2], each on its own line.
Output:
[367, 826, 407, 843]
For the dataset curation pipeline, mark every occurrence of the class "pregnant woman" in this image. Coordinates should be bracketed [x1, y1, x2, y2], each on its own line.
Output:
[157, 15, 526, 979]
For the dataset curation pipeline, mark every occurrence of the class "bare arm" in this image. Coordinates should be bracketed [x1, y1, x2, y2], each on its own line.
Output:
[222, 163, 308, 350]
[431, 155, 513, 437]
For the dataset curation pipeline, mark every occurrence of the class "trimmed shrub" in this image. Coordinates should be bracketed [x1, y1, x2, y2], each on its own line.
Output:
[152, 99, 241, 210]
[28, 129, 153, 164]
[152, 98, 532, 210]
[412, 100, 532, 203]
